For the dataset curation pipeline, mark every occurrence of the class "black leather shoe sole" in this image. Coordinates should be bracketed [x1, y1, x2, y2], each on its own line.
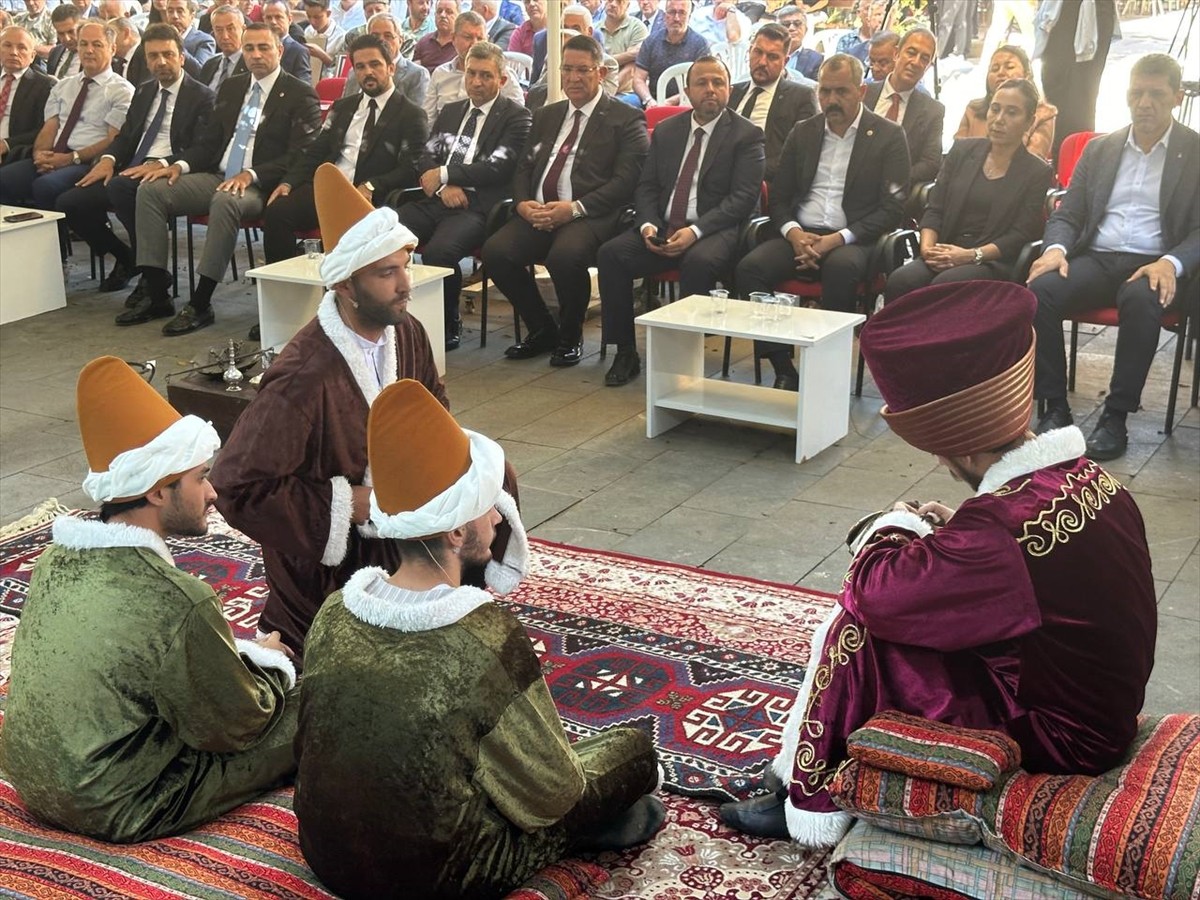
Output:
[162, 306, 215, 336]
[115, 301, 174, 326]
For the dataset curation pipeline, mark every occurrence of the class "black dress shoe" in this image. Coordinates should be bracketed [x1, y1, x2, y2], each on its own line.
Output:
[1086, 410, 1128, 461]
[162, 304, 215, 336]
[605, 347, 641, 386]
[761, 765, 786, 796]
[248, 323, 261, 342]
[549, 341, 584, 367]
[718, 794, 790, 839]
[99, 261, 134, 293]
[504, 326, 559, 360]
[445, 318, 463, 351]
[574, 796, 666, 851]
[123, 278, 148, 308]
[772, 372, 799, 391]
[1035, 404, 1074, 434]
[115, 296, 174, 326]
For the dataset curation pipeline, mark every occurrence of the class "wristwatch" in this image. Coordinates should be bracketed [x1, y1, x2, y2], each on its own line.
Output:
[973, 247, 984, 265]
[571, 201, 585, 220]
[363, 181, 375, 194]
[71, 151, 82, 166]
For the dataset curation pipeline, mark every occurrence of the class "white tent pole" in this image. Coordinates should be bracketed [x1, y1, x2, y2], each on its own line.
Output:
[547, 0, 563, 104]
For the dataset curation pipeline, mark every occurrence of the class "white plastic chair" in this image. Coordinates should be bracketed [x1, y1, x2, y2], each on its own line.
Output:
[504, 51, 533, 86]
[709, 41, 750, 85]
[655, 61, 692, 106]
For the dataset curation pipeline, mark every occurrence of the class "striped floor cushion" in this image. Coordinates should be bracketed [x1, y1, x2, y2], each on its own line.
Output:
[831, 715, 1200, 900]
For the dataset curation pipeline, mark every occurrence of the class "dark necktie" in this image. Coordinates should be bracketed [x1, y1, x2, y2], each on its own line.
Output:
[886, 91, 901, 122]
[130, 88, 170, 165]
[56, 49, 75, 79]
[447, 106, 481, 166]
[363, 97, 378, 144]
[741, 85, 764, 119]
[215, 55, 232, 89]
[112, 56, 125, 77]
[0, 74, 13, 123]
[667, 127, 705, 234]
[540, 109, 582, 203]
[53, 77, 93, 154]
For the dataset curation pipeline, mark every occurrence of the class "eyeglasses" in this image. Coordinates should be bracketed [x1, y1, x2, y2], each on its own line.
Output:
[561, 65, 597, 76]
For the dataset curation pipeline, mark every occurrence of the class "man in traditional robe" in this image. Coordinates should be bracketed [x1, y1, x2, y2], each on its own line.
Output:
[718, 281, 1157, 847]
[294, 377, 664, 899]
[213, 164, 512, 652]
[0, 357, 298, 844]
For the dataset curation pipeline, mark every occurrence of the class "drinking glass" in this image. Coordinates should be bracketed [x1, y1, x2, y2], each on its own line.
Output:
[775, 292, 797, 320]
[709, 288, 729, 316]
[303, 239, 323, 259]
[748, 291, 772, 319]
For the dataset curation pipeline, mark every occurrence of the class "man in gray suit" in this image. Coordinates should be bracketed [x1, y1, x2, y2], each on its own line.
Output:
[1028, 54, 1199, 461]
[862, 28, 941, 188]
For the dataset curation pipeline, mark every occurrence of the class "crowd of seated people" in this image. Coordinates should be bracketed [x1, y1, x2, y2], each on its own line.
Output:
[0, 0, 1194, 464]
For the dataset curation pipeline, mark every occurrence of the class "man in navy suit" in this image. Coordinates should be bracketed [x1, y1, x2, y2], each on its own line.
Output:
[778, 5, 820, 81]
[261, 0, 311, 83]
[164, 0, 216, 72]
[58, 23, 215, 293]
[1029, 54, 1199, 461]
[198, 4, 247, 91]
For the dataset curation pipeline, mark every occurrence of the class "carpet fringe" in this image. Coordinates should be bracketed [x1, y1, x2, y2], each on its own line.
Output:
[0, 499, 71, 541]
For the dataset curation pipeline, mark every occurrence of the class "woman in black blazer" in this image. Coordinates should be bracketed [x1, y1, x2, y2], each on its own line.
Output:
[886, 79, 1053, 303]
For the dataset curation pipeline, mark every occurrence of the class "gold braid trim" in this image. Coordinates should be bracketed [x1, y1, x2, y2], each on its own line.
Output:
[793, 618, 866, 797]
[1018, 463, 1121, 558]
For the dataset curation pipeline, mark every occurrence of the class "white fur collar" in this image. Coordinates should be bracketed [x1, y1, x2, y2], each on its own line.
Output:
[51, 516, 174, 565]
[976, 427, 1087, 496]
[316, 291, 398, 407]
[341, 566, 493, 632]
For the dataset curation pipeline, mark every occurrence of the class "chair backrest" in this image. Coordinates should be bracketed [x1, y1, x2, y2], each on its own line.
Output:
[709, 41, 749, 84]
[656, 61, 693, 106]
[337, 55, 353, 79]
[504, 51, 533, 85]
[315, 76, 347, 103]
[1056, 131, 1100, 189]
[645, 104, 688, 135]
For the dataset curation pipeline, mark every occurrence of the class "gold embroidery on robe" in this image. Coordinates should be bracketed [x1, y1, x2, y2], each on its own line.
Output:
[1018, 464, 1121, 558]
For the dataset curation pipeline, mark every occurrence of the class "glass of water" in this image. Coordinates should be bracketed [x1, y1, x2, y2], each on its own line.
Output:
[709, 288, 729, 316]
[748, 291, 772, 319]
[775, 292, 797, 320]
[303, 239, 323, 259]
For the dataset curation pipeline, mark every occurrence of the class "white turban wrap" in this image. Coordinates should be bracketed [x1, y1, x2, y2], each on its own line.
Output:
[83, 415, 221, 503]
[319, 206, 420, 286]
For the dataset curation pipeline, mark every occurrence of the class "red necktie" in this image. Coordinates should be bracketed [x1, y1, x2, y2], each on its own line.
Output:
[667, 127, 705, 234]
[886, 91, 901, 122]
[0, 74, 13, 123]
[540, 109, 582, 203]
[54, 77, 93, 154]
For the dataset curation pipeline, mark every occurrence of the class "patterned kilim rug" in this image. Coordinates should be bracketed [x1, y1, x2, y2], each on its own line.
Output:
[0, 504, 840, 900]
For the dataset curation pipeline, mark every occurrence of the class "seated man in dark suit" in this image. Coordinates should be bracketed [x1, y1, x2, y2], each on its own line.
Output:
[124, 21, 320, 333]
[397, 40, 530, 350]
[1028, 53, 1199, 461]
[481, 34, 648, 366]
[0, 25, 56, 165]
[863, 27, 941, 194]
[473, 0, 514, 50]
[597, 55, 764, 386]
[57, 23, 215, 294]
[735, 53, 909, 390]
[728, 22, 814, 181]
[45, 4, 82, 79]
[261, 0, 311, 82]
[864, 29, 897, 83]
[198, 4, 247, 91]
[264, 34, 426, 264]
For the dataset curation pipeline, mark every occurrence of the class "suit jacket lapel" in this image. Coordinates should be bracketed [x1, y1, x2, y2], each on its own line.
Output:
[698, 110, 731, 183]
[1090, 127, 1126, 216]
[844, 112, 877, 191]
[474, 100, 503, 154]
[538, 101, 570, 173]
[946, 140, 987, 236]
[800, 116, 822, 190]
[1159, 125, 1186, 222]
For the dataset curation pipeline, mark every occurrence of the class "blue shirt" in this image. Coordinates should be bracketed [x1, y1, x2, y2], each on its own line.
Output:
[635, 28, 710, 95]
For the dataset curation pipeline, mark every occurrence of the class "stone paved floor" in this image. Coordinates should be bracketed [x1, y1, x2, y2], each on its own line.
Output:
[1, 248, 1197, 716]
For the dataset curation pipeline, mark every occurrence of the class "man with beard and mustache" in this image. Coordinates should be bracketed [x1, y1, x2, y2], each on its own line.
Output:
[1, 356, 298, 844]
[340, 12, 429, 113]
[214, 165, 519, 653]
[294, 377, 662, 900]
[263, 33, 426, 264]
[735, 53, 909, 391]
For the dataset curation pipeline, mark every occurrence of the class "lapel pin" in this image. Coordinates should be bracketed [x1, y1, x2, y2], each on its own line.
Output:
[866, 129, 874, 136]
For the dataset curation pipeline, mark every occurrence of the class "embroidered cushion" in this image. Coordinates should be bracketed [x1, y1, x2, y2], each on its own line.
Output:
[505, 860, 610, 900]
[845, 710, 1022, 791]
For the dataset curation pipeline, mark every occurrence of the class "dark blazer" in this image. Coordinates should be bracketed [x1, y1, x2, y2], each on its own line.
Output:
[771, 108, 910, 246]
[922, 138, 1053, 261]
[787, 47, 822, 81]
[635, 108, 765, 238]
[864, 81, 943, 184]
[1045, 122, 1200, 279]
[2, 68, 55, 161]
[46, 45, 74, 79]
[513, 92, 649, 235]
[729, 75, 816, 181]
[284, 89, 428, 195]
[280, 34, 312, 84]
[199, 52, 249, 91]
[125, 42, 205, 85]
[104, 73, 216, 168]
[178, 69, 321, 192]
[419, 96, 531, 214]
[487, 16, 516, 51]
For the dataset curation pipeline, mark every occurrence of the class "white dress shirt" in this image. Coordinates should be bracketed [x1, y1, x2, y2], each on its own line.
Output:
[535, 88, 603, 204]
[651, 109, 723, 239]
[336, 83, 394, 181]
[738, 77, 779, 132]
[784, 105, 862, 245]
[424, 57, 523, 129]
[100, 74, 183, 166]
[215, 66, 282, 180]
[46, 68, 134, 152]
[209, 50, 243, 91]
[350, 327, 387, 388]
[439, 94, 496, 185]
[0, 68, 29, 141]
[873, 77, 914, 123]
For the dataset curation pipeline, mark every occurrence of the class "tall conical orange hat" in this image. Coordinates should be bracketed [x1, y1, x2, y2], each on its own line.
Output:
[77, 357, 221, 503]
[367, 380, 505, 539]
[314, 162, 373, 255]
[314, 163, 419, 286]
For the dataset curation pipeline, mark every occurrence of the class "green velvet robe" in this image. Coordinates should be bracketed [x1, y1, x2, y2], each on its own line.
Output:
[295, 567, 659, 900]
[0, 517, 299, 843]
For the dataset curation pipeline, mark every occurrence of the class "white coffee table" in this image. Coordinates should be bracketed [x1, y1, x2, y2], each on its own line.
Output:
[245, 257, 452, 374]
[636, 294, 866, 463]
[0, 205, 67, 325]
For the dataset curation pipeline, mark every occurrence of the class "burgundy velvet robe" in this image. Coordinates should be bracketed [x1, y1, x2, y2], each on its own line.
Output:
[782, 431, 1157, 820]
[212, 301, 448, 652]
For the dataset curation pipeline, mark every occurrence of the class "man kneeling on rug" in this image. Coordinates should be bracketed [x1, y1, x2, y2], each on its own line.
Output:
[293, 379, 664, 900]
[0, 358, 299, 844]
[720, 281, 1157, 848]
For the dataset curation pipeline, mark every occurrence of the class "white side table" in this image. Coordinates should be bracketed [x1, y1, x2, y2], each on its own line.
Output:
[0, 206, 67, 325]
[245, 257, 452, 374]
[636, 295, 866, 463]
